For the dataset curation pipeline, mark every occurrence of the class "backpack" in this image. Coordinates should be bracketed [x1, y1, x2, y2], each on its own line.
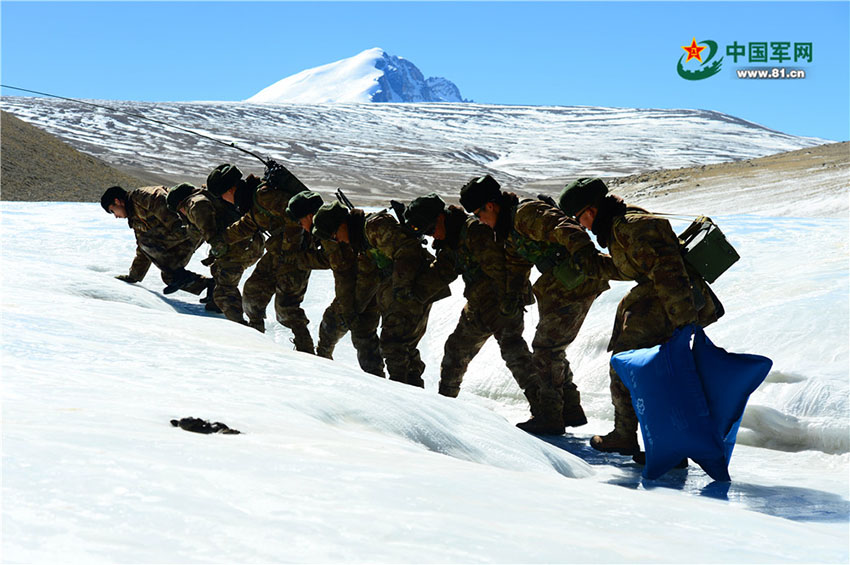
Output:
[263, 160, 309, 198]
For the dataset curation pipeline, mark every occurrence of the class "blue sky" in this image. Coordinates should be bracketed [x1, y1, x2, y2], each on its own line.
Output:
[1, 1, 848, 141]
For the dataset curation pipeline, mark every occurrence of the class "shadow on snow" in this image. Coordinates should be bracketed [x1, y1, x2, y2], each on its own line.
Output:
[541, 434, 850, 524]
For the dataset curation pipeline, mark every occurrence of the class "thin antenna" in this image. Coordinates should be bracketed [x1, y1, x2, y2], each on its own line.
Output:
[335, 188, 355, 210]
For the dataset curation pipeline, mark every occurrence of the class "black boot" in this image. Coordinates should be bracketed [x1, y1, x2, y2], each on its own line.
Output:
[589, 430, 640, 455]
[523, 385, 540, 418]
[516, 413, 565, 435]
[562, 377, 587, 427]
[199, 279, 216, 303]
[163, 268, 197, 295]
[291, 327, 315, 354]
[563, 403, 588, 427]
[438, 382, 460, 397]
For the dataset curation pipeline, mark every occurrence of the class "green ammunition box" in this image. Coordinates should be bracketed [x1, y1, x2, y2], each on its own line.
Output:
[679, 217, 740, 284]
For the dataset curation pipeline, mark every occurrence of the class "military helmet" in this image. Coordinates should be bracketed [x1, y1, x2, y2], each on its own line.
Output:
[286, 190, 325, 221]
[404, 193, 446, 235]
[100, 185, 128, 212]
[311, 202, 350, 240]
[166, 183, 197, 212]
[557, 177, 609, 217]
[206, 164, 243, 197]
[459, 174, 501, 214]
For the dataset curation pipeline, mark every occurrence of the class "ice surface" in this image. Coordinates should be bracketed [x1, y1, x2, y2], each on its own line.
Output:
[1, 192, 847, 562]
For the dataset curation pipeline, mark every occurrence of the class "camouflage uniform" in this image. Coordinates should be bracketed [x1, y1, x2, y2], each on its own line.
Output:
[598, 203, 721, 444]
[364, 211, 446, 387]
[181, 188, 264, 323]
[432, 206, 539, 404]
[501, 198, 618, 429]
[223, 180, 328, 350]
[123, 186, 209, 294]
[315, 228, 385, 377]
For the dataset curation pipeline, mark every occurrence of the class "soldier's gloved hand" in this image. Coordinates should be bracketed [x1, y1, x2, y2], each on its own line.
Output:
[499, 292, 524, 318]
[393, 287, 419, 306]
[115, 274, 138, 284]
[210, 239, 229, 258]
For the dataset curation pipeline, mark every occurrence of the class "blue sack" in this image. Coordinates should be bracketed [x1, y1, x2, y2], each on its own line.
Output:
[611, 325, 772, 481]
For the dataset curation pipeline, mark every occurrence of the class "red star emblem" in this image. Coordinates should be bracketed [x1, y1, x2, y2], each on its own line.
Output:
[682, 37, 707, 63]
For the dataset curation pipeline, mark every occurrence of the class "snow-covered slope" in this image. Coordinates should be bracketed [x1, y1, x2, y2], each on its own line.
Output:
[2, 181, 848, 561]
[1, 96, 828, 203]
[246, 48, 465, 104]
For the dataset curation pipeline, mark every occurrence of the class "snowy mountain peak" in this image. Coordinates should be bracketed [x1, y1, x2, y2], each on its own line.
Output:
[245, 48, 467, 104]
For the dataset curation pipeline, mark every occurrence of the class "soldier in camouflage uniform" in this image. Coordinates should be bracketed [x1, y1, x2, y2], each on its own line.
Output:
[558, 177, 721, 455]
[208, 163, 328, 352]
[460, 175, 618, 435]
[165, 182, 263, 325]
[101, 185, 212, 299]
[403, 192, 540, 410]
[286, 191, 384, 377]
[312, 201, 449, 387]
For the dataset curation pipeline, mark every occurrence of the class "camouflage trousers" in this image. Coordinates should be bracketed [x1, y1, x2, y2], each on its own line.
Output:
[210, 260, 253, 324]
[377, 281, 431, 388]
[607, 279, 720, 435]
[242, 251, 314, 352]
[316, 296, 385, 377]
[532, 272, 600, 420]
[439, 301, 536, 401]
[131, 239, 210, 295]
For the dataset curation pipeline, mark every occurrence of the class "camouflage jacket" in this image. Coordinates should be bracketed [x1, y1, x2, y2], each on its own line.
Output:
[510, 199, 619, 298]
[127, 186, 200, 250]
[322, 217, 382, 318]
[432, 206, 510, 308]
[606, 206, 699, 327]
[487, 193, 533, 302]
[223, 182, 325, 270]
[181, 189, 263, 264]
[363, 210, 441, 301]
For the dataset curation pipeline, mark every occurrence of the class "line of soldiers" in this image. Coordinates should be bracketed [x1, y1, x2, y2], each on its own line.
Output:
[101, 163, 722, 457]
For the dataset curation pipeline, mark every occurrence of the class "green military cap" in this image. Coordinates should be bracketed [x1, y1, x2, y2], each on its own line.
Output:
[311, 201, 350, 240]
[206, 164, 243, 197]
[100, 185, 128, 212]
[286, 190, 325, 220]
[403, 193, 446, 235]
[166, 182, 197, 212]
[459, 174, 501, 213]
[557, 177, 609, 217]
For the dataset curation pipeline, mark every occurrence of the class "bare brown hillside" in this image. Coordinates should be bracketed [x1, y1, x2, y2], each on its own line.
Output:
[0, 111, 176, 201]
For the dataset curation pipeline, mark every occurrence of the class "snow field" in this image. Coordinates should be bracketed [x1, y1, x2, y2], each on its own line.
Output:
[1, 200, 848, 562]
